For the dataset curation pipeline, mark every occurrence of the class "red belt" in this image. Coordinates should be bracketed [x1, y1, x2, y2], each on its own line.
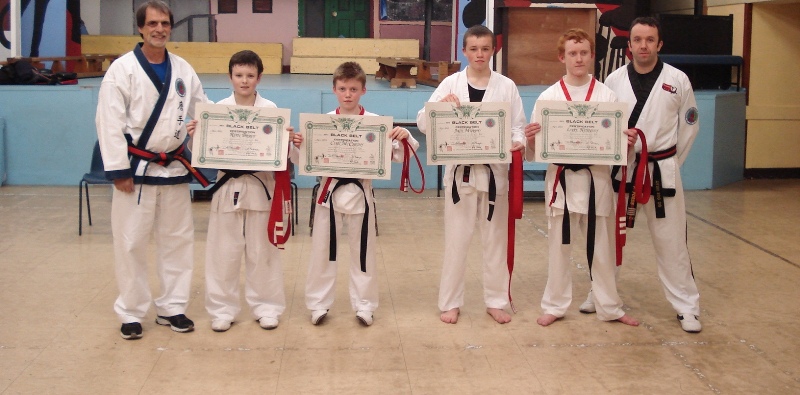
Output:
[400, 139, 425, 194]
[507, 151, 523, 313]
[615, 129, 650, 266]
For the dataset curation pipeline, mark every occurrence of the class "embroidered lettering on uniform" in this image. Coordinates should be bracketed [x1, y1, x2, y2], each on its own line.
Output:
[662, 83, 677, 94]
[173, 129, 181, 139]
[178, 101, 184, 111]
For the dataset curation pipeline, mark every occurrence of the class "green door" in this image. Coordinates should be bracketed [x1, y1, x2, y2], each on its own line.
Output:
[324, 0, 369, 38]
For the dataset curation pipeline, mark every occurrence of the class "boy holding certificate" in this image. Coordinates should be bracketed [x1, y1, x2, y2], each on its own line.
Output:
[524, 29, 639, 327]
[416, 25, 527, 325]
[187, 50, 303, 332]
[304, 62, 419, 327]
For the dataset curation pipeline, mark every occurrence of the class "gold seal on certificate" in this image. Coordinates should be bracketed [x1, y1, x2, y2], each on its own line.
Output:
[423, 101, 512, 165]
[298, 113, 393, 180]
[534, 100, 629, 166]
[191, 103, 291, 171]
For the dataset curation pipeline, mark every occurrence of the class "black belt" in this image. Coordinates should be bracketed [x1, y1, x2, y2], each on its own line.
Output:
[327, 178, 369, 273]
[612, 145, 677, 226]
[206, 170, 271, 203]
[551, 164, 597, 277]
[451, 164, 496, 221]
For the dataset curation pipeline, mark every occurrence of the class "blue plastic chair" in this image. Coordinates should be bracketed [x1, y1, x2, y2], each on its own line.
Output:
[79, 141, 113, 235]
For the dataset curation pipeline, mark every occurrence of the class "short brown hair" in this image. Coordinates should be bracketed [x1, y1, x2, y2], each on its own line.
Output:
[136, 0, 173, 29]
[332, 61, 366, 87]
[462, 25, 495, 49]
[557, 28, 595, 57]
[228, 50, 264, 76]
[631, 16, 662, 42]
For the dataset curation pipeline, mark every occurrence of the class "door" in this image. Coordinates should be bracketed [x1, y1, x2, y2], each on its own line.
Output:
[324, 0, 369, 38]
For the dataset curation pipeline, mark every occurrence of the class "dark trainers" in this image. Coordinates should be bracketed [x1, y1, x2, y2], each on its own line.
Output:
[120, 322, 143, 340]
[156, 314, 195, 333]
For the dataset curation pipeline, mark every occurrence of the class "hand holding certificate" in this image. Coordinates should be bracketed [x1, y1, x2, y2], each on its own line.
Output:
[298, 113, 393, 180]
[191, 103, 291, 171]
[533, 100, 629, 166]
[423, 101, 512, 165]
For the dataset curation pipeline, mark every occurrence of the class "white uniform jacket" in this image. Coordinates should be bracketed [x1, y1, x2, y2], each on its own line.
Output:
[416, 67, 527, 194]
[96, 45, 209, 184]
[211, 93, 300, 213]
[526, 77, 616, 217]
[605, 62, 699, 190]
[317, 109, 420, 214]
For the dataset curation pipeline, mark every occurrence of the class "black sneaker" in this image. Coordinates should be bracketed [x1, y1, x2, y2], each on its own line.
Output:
[155, 314, 195, 333]
[120, 322, 143, 340]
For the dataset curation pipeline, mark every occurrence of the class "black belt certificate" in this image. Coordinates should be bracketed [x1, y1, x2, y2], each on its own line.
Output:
[423, 101, 512, 165]
[192, 103, 291, 171]
[298, 113, 393, 180]
[534, 100, 629, 166]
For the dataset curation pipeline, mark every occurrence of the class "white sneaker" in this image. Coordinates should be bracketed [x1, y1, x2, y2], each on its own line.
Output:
[579, 289, 596, 313]
[678, 314, 702, 333]
[356, 310, 373, 326]
[311, 309, 328, 325]
[258, 317, 279, 330]
[211, 319, 232, 332]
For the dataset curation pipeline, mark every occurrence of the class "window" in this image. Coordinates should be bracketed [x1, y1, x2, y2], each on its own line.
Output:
[218, 0, 236, 14]
[253, 0, 272, 13]
[381, 0, 452, 22]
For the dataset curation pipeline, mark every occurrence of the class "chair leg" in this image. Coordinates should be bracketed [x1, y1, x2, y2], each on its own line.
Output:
[85, 182, 93, 226]
[78, 181, 83, 236]
[290, 182, 298, 236]
[371, 190, 379, 237]
[309, 183, 320, 236]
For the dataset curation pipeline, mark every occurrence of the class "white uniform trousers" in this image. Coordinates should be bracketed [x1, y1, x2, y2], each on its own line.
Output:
[633, 171, 700, 316]
[438, 184, 510, 312]
[541, 211, 625, 321]
[305, 206, 378, 312]
[205, 209, 286, 322]
[111, 183, 193, 324]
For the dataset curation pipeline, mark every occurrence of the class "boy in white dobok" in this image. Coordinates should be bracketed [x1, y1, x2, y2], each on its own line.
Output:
[524, 29, 639, 327]
[304, 62, 419, 327]
[187, 50, 302, 332]
[416, 25, 527, 325]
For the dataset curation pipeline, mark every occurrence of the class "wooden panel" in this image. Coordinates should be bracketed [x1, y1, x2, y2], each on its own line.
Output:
[80, 35, 283, 74]
[81, 35, 139, 55]
[503, 7, 596, 86]
[292, 38, 418, 57]
[290, 56, 381, 75]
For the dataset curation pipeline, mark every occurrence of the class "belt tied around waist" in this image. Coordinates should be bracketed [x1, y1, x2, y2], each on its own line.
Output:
[126, 143, 211, 204]
[550, 163, 598, 278]
[451, 164, 496, 221]
[317, 177, 370, 273]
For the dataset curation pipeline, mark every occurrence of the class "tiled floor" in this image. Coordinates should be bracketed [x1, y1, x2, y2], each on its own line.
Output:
[1, 180, 799, 394]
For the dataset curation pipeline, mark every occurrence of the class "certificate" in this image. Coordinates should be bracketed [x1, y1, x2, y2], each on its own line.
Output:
[423, 101, 512, 165]
[534, 100, 629, 166]
[191, 103, 290, 171]
[298, 113, 393, 180]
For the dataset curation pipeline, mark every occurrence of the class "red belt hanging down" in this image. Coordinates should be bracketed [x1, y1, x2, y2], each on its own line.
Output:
[268, 169, 293, 249]
[399, 139, 425, 193]
[507, 150, 523, 313]
[614, 129, 650, 265]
